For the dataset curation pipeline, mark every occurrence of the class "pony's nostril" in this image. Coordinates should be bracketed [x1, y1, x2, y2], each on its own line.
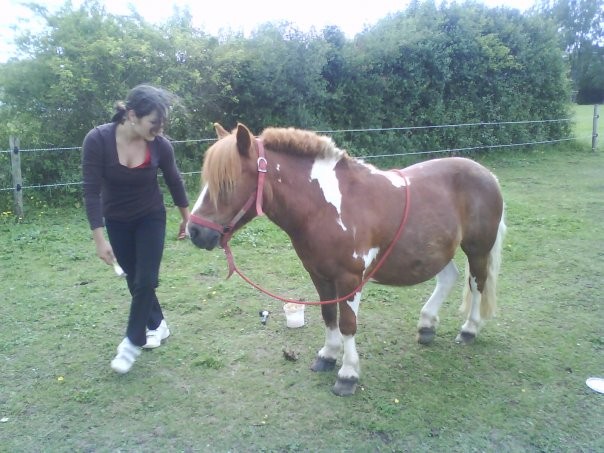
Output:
[189, 226, 198, 239]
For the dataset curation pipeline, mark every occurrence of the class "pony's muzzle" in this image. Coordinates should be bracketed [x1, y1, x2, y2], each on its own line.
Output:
[188, 223, 221, 250]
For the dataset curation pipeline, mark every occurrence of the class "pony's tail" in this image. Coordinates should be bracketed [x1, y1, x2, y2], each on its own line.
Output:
[461, 211, 507, 319]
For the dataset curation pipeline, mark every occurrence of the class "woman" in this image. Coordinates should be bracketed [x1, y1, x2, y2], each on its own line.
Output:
[82, 84, 189, 374]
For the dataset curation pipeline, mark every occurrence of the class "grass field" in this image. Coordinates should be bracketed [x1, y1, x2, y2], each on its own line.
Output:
[0, 106, 602, 451]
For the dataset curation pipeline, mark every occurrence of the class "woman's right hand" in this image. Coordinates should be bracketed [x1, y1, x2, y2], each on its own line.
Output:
[92, 228, 115, 265]
[96, 240, 115, 265]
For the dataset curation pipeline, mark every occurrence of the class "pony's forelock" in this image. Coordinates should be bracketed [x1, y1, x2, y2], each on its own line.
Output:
[202, 136, 241, 206]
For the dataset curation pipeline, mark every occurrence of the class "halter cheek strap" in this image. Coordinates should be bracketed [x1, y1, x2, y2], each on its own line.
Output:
[256, 140, 268, 216]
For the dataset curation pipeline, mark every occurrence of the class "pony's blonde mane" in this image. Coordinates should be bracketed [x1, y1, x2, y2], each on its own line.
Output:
[202, 127, 349, 205]
[261, 127, 348, 160]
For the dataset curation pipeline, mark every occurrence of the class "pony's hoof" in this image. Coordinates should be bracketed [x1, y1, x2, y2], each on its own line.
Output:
[455, 331, 476, 345]
[417, 327, 436, 345]
[310, 356, 336, 372]
[332, 377, 358, 396]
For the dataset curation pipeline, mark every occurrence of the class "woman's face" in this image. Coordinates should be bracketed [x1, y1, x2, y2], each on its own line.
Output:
[130, 110, 165, 141]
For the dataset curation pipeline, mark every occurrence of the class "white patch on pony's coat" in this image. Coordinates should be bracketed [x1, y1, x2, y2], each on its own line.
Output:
[188, 185, 208, 236]
[360, 161, 408, 188]
[191, 184, 208, 214]
[276, 163, 282, 183]
[310, 154, 347, 231]
[353, 247, 380, 279]
[347, 292, 362, 316]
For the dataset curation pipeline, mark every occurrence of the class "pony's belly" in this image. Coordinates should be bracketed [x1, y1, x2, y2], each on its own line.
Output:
[371, 263, 443, 286]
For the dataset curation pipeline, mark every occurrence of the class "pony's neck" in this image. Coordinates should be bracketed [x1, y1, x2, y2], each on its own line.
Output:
[260, 152, 324, 233]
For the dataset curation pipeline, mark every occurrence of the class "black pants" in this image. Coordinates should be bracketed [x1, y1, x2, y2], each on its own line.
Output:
[106, 209, 166, 347]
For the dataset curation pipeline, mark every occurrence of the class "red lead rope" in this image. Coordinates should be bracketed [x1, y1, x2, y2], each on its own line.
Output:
[222, 171, 410, 305]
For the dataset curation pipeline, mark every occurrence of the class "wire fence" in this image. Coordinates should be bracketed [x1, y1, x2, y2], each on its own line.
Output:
[0, 116, 597, 200]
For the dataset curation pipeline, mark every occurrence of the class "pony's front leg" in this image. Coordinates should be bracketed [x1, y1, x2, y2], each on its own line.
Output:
[310, 278, 341, 372]
[332, 292, 362, 396]
[310, 306, 341, 372]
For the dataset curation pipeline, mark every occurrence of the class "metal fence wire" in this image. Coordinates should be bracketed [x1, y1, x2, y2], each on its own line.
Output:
[0, 117, 594, 195]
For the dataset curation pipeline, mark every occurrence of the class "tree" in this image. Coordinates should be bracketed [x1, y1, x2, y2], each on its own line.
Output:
[341, 1, 571, 153]
[535, 0, 604, 103]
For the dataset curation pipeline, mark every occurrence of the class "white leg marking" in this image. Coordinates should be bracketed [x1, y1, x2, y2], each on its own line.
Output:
[338, 335, 360, 380]
[310, 155, 347, 231]
[461, 276, 482, 335]
[418, 261, 459, 329]
[318, 326, 342, 361]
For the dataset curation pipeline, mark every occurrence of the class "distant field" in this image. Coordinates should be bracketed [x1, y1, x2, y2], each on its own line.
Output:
[573, 103, 599, 145]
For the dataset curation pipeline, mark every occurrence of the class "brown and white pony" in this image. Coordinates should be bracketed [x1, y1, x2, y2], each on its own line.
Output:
[188, 123, 506, 396]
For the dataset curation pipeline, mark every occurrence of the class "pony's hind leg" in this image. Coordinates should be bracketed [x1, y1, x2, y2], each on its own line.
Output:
[456, 266, 484, 344]
[417, 261, 459, 345]
[457, 216, 506, 344]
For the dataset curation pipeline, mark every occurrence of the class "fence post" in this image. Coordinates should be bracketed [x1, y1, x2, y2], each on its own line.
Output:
[593, 104, 600, 152]
[9, 136, 24, 218]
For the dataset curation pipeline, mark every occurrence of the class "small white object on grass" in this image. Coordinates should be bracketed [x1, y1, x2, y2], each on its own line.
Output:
[586, 377, 604, 394]
[113, 260, 126, 277]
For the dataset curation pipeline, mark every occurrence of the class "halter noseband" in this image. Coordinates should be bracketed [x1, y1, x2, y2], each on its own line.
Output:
[189, 139, 268, 251]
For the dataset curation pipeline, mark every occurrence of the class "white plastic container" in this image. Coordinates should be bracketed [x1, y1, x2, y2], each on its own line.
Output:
[283, 303, 305, 328]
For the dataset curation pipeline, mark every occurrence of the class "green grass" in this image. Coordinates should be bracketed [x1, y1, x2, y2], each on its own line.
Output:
[0, 106, 602, 451]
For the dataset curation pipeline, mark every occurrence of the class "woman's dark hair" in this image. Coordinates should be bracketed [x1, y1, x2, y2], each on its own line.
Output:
[111, 84, 174, 125]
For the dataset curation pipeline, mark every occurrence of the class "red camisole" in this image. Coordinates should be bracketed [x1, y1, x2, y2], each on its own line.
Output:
[134, 146, 151, 168]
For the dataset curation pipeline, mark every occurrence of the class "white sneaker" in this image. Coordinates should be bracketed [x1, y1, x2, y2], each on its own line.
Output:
[111, 337, 141, 374]
[143, 320, 170, 349]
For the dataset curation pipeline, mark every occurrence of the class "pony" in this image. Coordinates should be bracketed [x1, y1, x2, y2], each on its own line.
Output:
[188, 123, 506, 396]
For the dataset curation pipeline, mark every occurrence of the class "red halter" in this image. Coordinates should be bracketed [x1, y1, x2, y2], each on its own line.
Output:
[188, 139, 268, 274]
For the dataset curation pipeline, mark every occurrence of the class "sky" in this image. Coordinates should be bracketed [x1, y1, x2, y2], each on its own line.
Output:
[0, 0, 536, 62]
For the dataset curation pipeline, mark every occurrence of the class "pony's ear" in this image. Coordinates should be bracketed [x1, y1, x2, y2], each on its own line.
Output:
[235, 123, 253, 157]
[213, 123, 230, 139]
